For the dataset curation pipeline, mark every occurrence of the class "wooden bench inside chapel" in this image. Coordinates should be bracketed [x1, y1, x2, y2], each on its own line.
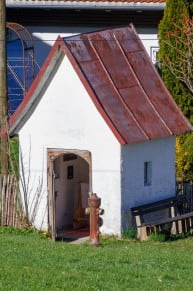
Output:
[131, 196, 193, 240]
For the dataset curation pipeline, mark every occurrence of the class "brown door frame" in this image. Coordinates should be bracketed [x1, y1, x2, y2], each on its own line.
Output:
[47, 148, 92, 240]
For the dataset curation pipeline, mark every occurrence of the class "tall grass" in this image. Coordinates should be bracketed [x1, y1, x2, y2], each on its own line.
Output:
[0, 227, 193, 290]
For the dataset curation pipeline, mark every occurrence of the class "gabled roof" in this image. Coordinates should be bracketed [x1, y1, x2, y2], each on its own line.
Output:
[9, 24, 193, 144]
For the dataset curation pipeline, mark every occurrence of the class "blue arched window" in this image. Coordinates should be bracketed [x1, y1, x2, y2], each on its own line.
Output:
[6, 23, 39, 116]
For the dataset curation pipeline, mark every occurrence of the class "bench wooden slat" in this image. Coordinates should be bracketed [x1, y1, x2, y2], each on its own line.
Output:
[131, 197, 182, 215]
[130, 195, 190, 240]
[142, 211, 193, 227]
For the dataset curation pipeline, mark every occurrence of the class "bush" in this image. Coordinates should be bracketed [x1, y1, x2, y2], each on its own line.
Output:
[176, 133, 193, 182]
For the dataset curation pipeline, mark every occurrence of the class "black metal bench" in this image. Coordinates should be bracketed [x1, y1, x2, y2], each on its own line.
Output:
[131, 196, 193, 240]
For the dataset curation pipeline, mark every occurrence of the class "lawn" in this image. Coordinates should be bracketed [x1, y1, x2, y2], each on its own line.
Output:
[0, 227, 193, 290]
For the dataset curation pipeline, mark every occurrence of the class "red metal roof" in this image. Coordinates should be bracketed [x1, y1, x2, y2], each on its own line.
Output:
[8, 24, 192, 144]
[62, 25, 192, 144]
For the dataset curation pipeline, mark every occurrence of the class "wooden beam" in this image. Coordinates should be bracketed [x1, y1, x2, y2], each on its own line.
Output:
[0, 0, 8, 175]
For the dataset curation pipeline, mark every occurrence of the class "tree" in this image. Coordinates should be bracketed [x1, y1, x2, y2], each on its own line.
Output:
[158, 0, 193, 181]
[158, 0, 193, 124]
[176, 133, 193, 182]
[162, 15, 193, 94]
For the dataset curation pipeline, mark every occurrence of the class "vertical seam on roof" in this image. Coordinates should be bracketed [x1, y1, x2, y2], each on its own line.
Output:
[114, 31, 173, 136]
[61, 39, 126, 144]
[89, 35, 150, 140]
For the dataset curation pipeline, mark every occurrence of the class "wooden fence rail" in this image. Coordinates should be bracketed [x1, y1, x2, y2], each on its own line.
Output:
[0, 175, 24, 227]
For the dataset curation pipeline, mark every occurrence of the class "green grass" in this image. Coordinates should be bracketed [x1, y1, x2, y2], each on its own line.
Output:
[0, 227, 193, 290]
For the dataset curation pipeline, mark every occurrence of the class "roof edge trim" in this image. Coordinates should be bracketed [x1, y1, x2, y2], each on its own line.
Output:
[6, 2, 165, 11]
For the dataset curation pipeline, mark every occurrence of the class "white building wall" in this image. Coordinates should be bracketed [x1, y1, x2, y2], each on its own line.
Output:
[18, 54, 121, 235]
[121, 136, 176, 230]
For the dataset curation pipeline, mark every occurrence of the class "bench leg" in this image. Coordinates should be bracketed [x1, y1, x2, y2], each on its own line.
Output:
[177, 220, 183, 234]
[135, 215, 148, 240]
[170, 206, 177, 235]
[171, 221, 177, 235]
[139, 226, 148, 241]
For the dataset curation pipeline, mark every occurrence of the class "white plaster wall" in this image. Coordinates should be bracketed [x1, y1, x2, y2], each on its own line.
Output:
[18, 55, 121, 235]
[26, 25, 159, 67]
[121, 136, 176, 230]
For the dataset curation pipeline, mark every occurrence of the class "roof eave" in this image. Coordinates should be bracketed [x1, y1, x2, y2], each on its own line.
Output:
[6, 2, 165, 11]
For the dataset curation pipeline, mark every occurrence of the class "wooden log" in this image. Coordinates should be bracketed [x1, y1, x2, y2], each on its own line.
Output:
[0, 175, 20, 226]
[1, 175, 6, 225]
[0, 175, 2, 224]
[6, 175, 11, 226]
[13, 177, 18, 227]
[8, 176, 14, 226]
[5, 175, 11, 225]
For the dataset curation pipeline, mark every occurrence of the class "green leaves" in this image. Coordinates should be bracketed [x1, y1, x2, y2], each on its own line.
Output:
[158, 0, 193, 115]
[159, 0, 193, 181]
[176, 133, 193, 182]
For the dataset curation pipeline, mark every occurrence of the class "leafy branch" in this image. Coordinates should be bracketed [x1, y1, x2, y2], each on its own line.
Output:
[159, 14, 193, 95]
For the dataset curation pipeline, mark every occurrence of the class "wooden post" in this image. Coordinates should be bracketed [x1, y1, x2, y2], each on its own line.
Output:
[170, 206, 177, 235]
[0, 0, 8, 175]
[139, 226, 148, 241]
